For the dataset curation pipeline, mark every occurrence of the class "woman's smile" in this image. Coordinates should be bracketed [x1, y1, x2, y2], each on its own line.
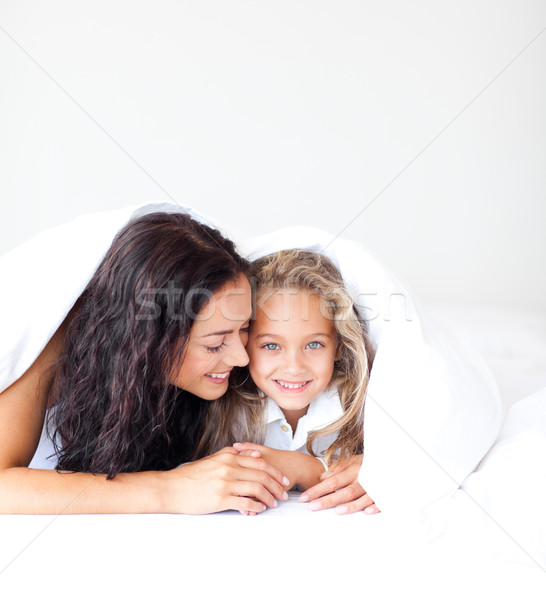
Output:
[204, 370, 232, 384]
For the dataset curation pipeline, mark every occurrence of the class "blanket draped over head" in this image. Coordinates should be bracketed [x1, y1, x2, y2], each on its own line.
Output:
[0, 202, 504, 517]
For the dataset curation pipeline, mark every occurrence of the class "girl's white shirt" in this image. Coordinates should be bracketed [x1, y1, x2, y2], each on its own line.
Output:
[264, 386, 343, 457]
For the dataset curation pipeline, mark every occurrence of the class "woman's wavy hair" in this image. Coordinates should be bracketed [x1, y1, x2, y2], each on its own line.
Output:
[47, 211, 249, 478]
[196, 249, 375, 467]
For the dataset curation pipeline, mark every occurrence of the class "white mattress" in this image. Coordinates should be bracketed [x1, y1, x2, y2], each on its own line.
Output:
[2, 305, 545, 599]
[1, 205, 545, 598]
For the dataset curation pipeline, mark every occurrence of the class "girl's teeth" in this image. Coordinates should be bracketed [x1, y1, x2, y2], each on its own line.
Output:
[277, 381, 307, 389]
[207, 372, 229, 379]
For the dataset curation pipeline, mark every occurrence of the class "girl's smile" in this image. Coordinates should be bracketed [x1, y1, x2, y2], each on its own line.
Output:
[273, 379, 312, 392]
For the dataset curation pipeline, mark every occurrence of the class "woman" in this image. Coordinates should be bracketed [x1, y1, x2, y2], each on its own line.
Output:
[0, 211, 289, 515]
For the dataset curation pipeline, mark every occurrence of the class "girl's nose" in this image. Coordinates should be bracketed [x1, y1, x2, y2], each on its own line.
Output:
[281, 349, 305, 374]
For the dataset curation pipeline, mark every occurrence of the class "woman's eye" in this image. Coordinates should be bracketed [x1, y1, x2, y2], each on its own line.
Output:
[207, 342, 227, 354]
[263, 343, 280, 351]
[306, 341, 322, 350]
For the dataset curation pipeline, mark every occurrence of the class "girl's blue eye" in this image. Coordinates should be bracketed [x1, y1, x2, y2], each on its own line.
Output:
[263, 343, 280, 351]
[306, 341, 322, 350]
[207, 342, 227, 354]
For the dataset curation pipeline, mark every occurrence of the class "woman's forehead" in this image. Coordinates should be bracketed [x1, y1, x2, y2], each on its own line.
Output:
[193, 274, 251, 327]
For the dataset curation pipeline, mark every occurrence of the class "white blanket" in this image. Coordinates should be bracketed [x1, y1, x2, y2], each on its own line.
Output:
[1, 202, 545, 596]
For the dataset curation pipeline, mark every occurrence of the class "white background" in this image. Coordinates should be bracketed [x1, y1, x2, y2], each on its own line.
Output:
[1, 0, 545, 313]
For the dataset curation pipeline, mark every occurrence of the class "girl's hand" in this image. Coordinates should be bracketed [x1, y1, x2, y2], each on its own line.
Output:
[298, 455, 380, 515]
[162, 446, 290, 516]
[232, 442, 325, 492]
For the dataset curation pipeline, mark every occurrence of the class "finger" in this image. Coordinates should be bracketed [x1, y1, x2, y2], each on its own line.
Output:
[335, 494, 375, 515]
[308, 482, 365, 511]
[229, 480, 279, 510]
[236, 449, 261, 458]
[319, 463, 348, 480]
[225, 459, 289, 503]
[300, 470, 356, 502]
[233, 442, 265, 453]
[229, 494, 267, 515]
[364, 503, 380, 515]
[235, 454, 291, 492]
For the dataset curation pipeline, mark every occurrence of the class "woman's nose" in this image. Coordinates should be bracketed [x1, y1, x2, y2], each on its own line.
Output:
[225, 336, 250, 367]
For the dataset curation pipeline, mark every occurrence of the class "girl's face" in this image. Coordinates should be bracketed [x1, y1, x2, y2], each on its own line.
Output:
[247, 289, 338, 424]
[169, 273, 252, 400]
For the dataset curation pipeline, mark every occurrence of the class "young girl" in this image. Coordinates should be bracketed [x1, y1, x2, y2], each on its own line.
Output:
[197, 249, 379, 515]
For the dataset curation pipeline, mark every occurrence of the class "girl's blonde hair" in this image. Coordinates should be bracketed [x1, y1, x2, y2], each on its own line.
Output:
[195, 249, 375, 466]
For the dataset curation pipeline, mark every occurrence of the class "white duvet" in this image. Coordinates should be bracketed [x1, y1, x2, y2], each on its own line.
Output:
[1, 202, 545, 597]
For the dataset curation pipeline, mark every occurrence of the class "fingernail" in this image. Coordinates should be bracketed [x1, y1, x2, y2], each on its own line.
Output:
[282, 476, 290, 486]
[282, 491, 288, 501]
[365, 506, 376, 514]
[273, 500, 278, 508]
[336, 505, 348, 515]
[262, 504, 267, 512]
[310, 501, 321, 511]
[299, 494, 308, 503]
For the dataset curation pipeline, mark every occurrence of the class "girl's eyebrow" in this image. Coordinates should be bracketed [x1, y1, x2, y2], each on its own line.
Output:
[253, 332, 331, 339]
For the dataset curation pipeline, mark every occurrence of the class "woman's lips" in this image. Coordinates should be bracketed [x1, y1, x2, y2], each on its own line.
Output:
[204, 371, 231, 384]
[273, 379, 311, 393]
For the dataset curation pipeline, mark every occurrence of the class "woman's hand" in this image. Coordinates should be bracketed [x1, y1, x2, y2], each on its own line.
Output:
[232, 442, 326, 492]
[161, 446, 291, 516]
[299, 455, 380, 515]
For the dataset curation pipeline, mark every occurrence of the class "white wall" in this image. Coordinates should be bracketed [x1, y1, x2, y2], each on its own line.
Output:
[1, 0, 545, 312]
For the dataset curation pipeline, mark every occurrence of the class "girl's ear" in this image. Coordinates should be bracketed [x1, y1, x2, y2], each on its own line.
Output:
[334, 344, 342, 361]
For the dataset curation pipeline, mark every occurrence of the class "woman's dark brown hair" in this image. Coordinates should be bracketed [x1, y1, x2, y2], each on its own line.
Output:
[47, 211, 249, 478]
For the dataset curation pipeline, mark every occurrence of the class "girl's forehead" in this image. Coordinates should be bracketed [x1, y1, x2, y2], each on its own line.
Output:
[253, 289, 333, 328]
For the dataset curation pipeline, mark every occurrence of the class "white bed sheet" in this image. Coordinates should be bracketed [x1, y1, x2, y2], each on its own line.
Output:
[13, 311, 546, 596]
[3, 320, 546, 599]
[1, 207, 546, 598]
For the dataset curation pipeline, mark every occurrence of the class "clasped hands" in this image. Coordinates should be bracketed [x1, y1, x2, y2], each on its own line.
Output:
[232, 442, 379, 516]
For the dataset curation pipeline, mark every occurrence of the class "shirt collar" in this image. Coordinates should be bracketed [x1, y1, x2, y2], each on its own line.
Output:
[265, 386, 343, 431]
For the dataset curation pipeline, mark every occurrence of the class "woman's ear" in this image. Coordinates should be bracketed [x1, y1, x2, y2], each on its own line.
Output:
[334, 344, 342, 361]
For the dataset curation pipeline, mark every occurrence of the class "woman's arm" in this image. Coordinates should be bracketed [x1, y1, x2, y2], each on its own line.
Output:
[0, 330, 289, 515]
[0, 451, 290, 515]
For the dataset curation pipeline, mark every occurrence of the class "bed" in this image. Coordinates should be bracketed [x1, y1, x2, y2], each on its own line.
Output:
[1, 204, 545, 599]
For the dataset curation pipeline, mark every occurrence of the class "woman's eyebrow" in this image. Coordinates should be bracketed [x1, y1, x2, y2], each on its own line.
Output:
[199, 321, 251, 338]
[199, 330, 233, 338]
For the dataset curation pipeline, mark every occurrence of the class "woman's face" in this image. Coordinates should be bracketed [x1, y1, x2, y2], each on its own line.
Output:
[169, 273, 252, 400]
